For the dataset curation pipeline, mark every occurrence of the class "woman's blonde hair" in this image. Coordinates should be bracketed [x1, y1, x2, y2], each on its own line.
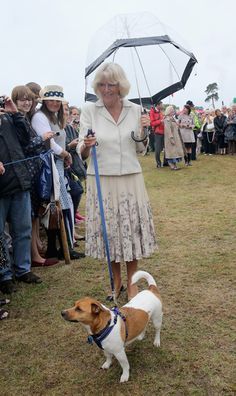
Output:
[165, 105, 174, 116]
[92, 62, 130, 98]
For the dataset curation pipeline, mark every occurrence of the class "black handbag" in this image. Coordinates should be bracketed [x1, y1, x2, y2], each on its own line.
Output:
[70, 150, 87, 181]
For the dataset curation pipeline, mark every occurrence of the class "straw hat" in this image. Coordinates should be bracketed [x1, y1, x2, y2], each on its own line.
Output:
[39, 85, 66, 102]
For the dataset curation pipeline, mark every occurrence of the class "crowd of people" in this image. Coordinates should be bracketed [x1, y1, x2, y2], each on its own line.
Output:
[149, 101, 236, 169]
[0, 84, 87, 319]
[1, 64, 235, 320]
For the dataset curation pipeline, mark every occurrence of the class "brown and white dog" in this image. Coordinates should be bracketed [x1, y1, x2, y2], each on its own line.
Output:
[61, 270, 163, 382]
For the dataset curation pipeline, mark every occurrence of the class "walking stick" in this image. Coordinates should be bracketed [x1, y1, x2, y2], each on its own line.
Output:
[87, 130, 116, 304]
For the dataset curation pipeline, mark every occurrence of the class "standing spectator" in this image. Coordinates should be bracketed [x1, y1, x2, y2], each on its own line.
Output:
[69, 106, 81, 132]
[186, 101, 201, 160]
[0, 96, 42, 294]
[79, 62, 156, 300]
[224, 105, 236, 155]
[221, 106, 229, 119]
[214, 109, 227, 155]
[32, 85, 84, 260]
[26, 82, 41, 118]
[178, 104, 195, 166]
[63, 102, 85, 241]
[150, 101, 164, 168]
[201, 111, 215, 155]
[164, 106, 184, 170]
[11, 85, 57, 267]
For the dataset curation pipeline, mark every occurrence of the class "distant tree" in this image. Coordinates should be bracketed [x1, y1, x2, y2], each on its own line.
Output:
[204, 83, 219, 109]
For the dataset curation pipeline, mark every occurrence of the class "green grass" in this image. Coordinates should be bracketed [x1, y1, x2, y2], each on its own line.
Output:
[1, 153, 236, 396]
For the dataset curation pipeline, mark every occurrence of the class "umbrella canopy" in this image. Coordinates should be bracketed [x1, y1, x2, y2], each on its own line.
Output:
[85, 12, 197, 107]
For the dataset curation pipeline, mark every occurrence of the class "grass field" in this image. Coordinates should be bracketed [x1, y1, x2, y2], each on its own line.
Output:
[1, 153, 236, 396]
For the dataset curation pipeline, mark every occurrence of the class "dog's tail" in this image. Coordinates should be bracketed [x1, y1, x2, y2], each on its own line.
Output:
[132, 270, 156, 286]
[132, 270, 160, 298]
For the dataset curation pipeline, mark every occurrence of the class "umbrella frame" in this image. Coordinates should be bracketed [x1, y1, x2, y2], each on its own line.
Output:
[85, 35, 197, 106]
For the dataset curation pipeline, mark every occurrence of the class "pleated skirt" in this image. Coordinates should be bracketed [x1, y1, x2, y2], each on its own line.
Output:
[85, 173, 157, 262]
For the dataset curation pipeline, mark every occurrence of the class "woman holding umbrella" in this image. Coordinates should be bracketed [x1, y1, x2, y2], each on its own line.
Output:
[78, 62, 156, 301]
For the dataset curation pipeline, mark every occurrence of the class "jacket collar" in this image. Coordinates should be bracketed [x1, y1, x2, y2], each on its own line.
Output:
[95, 98, 132, 126]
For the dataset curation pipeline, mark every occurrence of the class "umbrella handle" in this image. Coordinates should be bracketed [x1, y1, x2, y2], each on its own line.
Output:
[131, 127, 149, 142]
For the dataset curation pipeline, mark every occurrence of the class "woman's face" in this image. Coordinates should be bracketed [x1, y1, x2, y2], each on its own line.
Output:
[63, 104, 70, 120]
[45, 100, 62, 113]
[183, 106, 188, 115]
[168, 108, 175, 116]
[16, 95, 33, 115]
[97, 79, 120, 107]
[71, 108, 79, 118]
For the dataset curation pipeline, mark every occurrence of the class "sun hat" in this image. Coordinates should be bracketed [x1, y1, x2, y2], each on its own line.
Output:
[39, 85, 66, 102]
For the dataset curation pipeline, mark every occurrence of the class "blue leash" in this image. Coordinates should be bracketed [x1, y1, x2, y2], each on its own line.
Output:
[3, 154, 42, 166]
[87, 129, 116, 303]
[3, 150, 53, 166]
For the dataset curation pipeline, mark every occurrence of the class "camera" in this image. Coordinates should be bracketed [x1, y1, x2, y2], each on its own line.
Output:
[0, 96, 5, 109]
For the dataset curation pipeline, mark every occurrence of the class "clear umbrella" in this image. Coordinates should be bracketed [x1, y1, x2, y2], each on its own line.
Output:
[85, 12, 197, 107]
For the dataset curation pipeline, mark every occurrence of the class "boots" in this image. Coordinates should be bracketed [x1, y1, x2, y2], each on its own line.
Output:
[187, 153, 192, 166]
[45, 229, 59, 258]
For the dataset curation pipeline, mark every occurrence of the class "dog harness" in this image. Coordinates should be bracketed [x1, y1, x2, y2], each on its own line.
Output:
[87, 307, 128, 350]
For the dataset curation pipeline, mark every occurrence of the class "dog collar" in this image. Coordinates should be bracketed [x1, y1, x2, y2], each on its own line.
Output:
[87, 307, 128, 350]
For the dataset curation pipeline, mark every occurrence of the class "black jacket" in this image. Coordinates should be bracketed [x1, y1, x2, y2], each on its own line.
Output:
[0, 112, 32, 197]
[214, 115, 227, 135]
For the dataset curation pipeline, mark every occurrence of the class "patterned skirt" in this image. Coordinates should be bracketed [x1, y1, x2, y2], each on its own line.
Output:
[85, 173, 157, 262]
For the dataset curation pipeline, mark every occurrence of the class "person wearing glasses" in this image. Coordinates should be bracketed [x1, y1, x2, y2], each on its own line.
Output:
[78, 62, 156, 301]
[11, 85, 57, 268]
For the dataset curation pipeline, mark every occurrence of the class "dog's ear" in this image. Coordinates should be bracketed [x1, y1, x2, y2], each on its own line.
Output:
[91, 302, 103, 315]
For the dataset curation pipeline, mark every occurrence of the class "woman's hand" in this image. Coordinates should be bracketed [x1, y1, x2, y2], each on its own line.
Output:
[42, 132, 55, 141]
[0, 96, 18, 114]
[68, 138, 79, 149]
[170, 136, 175, 145]
[80, 135, 96, 160]
[0, 162, 5, 175]
[83, 135, 97, 148]
[64, 152, 72, 168]
[141, 114, 150, 129]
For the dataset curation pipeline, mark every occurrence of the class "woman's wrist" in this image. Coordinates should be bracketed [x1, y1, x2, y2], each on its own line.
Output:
[65, 151, 71, 159]
[80, 142, 91, 160]
[81, 142, 91, 152]
[61, 150, 70, 159]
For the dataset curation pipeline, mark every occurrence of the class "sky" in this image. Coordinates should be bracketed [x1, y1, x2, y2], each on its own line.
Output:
[1, 0, 235, 109]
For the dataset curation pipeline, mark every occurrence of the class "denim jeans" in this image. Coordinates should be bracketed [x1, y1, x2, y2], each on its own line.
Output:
[0, 191, 32, 281]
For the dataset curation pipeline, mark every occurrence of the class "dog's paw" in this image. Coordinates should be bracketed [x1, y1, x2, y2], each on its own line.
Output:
[137, 331, 145, 341]
[153, 339, 160, 347]
[120, 372, 129, 382]
[101, 361, 112, 370]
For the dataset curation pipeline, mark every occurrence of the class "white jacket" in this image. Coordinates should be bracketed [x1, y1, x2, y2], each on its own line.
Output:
[77, 99, 146, 176]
